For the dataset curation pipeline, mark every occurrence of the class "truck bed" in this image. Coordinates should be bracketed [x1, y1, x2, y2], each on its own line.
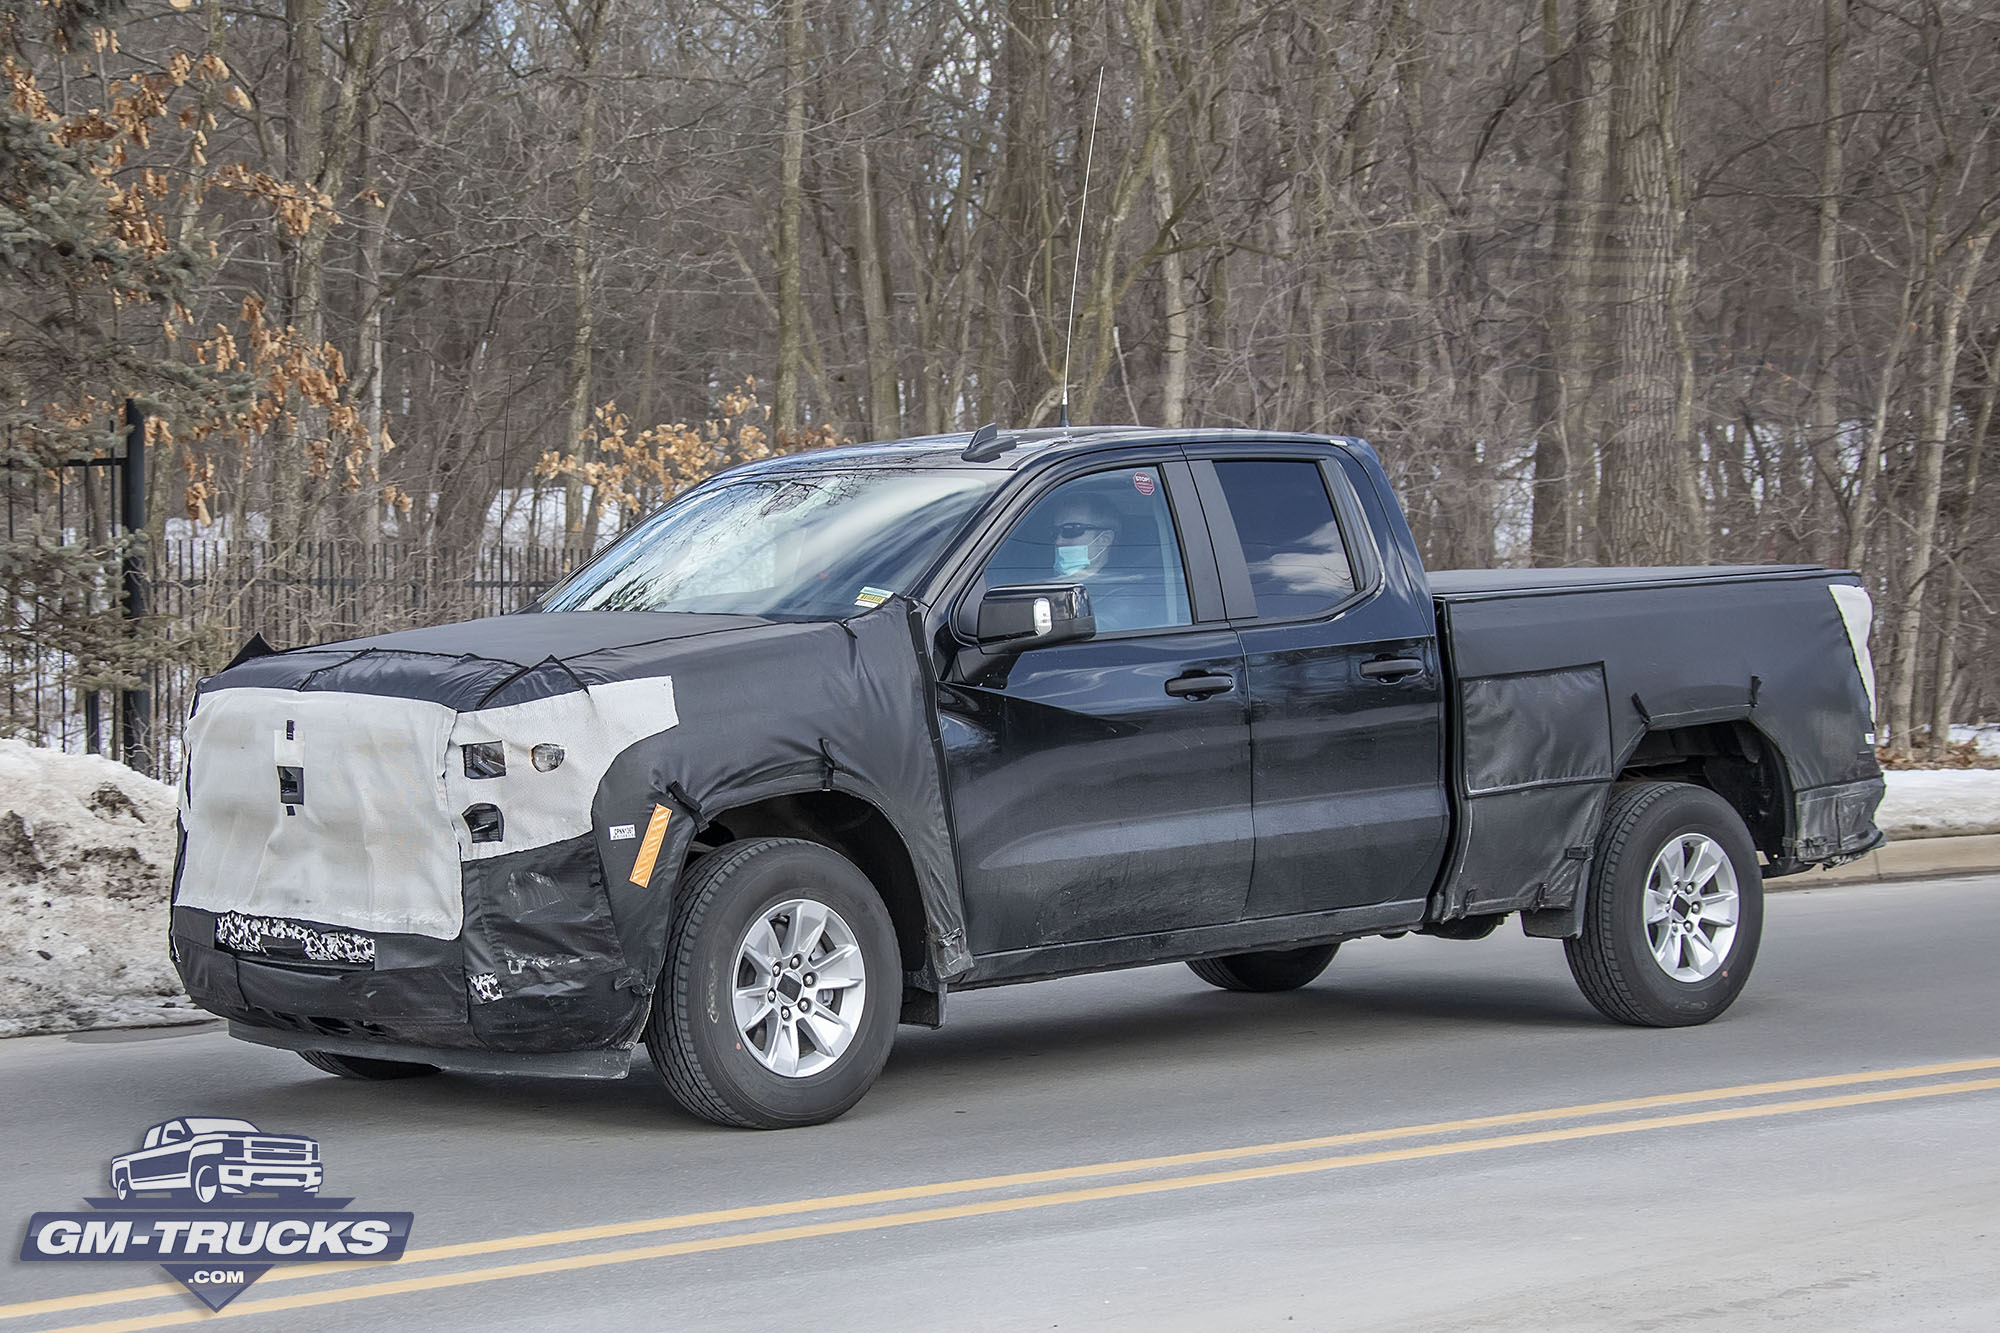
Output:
[1425, 563, 1883, 928]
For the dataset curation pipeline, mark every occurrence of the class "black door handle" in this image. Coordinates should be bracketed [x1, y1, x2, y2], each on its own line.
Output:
[1359, 656, 1426, 682]
[1165, 672, 1236, 699]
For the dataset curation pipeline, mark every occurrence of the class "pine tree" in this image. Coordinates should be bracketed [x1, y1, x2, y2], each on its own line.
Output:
[2, 0, 373, 749]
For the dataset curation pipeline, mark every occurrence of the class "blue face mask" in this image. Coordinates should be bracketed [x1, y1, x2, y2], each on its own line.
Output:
[1055, 545, 1092, 576]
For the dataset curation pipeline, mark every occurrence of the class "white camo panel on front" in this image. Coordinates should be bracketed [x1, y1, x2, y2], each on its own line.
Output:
[178, 688, 462, 937]
[179, 677, 679, 940]
[443, 676, 678, 861]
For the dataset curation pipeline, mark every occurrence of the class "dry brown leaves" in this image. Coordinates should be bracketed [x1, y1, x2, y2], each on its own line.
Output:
[536, 379, 839, 517]
[1876, 738, 2000, 770]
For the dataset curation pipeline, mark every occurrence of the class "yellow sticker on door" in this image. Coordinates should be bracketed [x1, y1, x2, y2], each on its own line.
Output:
[628, 804, 673, 887]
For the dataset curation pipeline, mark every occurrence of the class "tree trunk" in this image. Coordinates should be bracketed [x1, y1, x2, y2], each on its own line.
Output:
[1659, 2, 1707, 563]
[1596, 0, 1700, 565]
[273, 0, 329, 539]
[848, 141, 901, 441]
[1531, 0, 1611, 567]
[357, 117, 389, 536]
[995, 0, 1058, 424]
[1129, 0, 1188, 427]
[1842, 272, 1918, 573]
[1926, 348, 1998, 757]
[1808, 0, 1847, 563]
[1886, 220, 1997, 758]
[773, 0, 807, 436]
[560, 0, 615, 545]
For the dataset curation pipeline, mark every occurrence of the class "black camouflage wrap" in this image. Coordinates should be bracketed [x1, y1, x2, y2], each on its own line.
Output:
[1427, 566, 1884, 922]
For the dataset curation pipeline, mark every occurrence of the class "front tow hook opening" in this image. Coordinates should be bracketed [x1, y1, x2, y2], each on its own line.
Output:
[464, 803, 505, 844]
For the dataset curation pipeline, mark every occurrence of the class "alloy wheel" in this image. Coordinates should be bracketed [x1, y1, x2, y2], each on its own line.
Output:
[1642, 832, 1741, 982]
[732, 898, 869, 1078]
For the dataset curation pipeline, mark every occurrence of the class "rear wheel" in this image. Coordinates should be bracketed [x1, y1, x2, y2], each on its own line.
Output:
[1565, 782, 1764, 1027]
[1188, 942, 1339, 993]
[297, 1050, 440, 1080]
[646, 838, 900, 1128]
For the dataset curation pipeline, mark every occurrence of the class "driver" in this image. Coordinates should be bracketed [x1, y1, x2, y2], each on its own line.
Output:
[1050, 496, 1119, 580]
[1049, 494, 1167, 632]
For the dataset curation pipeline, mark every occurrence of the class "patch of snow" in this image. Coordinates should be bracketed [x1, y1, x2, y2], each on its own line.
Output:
[484, 487, 629, 547]
[1948, 724, 2000, 760]
[1877, 768, 2000, 840]
[0, 739, 194, 1037]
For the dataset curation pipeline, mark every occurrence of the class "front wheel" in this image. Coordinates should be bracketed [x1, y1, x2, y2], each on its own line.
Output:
[1565, 782, 1764, 1027]
[1188, 942, 1339, 993]
[645, 838, 900, 1128]
[191, 1164, 220, 1205]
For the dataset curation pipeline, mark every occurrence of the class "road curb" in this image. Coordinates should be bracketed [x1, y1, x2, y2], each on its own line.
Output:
[1770, 833, 2000, 889]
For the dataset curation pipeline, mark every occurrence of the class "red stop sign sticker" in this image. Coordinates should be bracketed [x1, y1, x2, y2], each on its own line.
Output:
[1133, 471, 1156, 496]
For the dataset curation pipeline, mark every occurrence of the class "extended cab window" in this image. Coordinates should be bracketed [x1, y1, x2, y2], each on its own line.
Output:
[981, 467, 1192, 634]
[1212, 460, 1356, 620]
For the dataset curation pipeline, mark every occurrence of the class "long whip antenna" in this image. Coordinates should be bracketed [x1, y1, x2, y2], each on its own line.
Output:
[1058, 69, 1104, 432]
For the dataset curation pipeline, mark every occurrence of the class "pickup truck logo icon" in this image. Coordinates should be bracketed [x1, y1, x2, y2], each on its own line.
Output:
[21, 1115, 410, 1312]
[109, 1117, 323, 1205]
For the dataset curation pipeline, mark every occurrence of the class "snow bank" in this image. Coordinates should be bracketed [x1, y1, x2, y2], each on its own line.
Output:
[1877, 768, 2000, 840]
[0, 739, 196, 1037]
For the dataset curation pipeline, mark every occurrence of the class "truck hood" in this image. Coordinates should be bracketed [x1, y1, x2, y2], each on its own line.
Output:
[208, 611, 776, 711]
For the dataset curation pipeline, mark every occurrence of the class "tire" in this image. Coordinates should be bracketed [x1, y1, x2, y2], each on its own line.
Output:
[111, 1169, 131, 1201]
[1565, 782, 1764, 1027]
[297, 1050, 440, 1080]
[1188, 942, 1339, 993]
[191, 1163, 220, 1205]
[645, 838, 900, 1129]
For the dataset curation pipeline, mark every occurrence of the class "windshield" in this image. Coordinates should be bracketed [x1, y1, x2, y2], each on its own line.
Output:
[537, 469, 1000, 618]
[182, 1118, 257, 1134]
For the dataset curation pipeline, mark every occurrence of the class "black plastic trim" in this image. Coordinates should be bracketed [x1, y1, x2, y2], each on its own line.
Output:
[227, 1022, 634, 1079]
[957, 898, 1427, 988]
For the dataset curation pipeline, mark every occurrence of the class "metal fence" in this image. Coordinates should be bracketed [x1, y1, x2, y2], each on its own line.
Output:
[5, 530, 593, 777]
[3, 408, 152, 768]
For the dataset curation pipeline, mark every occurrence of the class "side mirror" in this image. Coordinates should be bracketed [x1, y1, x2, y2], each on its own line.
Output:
[975, 583, 1095, 652]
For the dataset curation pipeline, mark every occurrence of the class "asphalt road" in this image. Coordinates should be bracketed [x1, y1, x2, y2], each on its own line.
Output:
[4, 874, 1998, 1331]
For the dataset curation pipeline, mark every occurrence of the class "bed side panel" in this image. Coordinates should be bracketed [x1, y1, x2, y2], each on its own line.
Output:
[1435, 573, 1882, 918]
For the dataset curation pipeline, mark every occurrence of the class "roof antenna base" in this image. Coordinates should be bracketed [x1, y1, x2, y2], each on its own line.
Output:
[961, 421, 1017, 463]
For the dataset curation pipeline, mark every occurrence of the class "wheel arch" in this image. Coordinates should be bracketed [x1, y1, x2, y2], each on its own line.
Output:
[1614, 719, 1792, 862]
[1524, 722, 1789, 940]
[694, 790, 932, 984]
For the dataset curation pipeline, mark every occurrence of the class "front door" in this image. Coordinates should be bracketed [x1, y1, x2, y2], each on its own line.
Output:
[938, 460, 1253, 956]
[1189, 451, 1450, 917]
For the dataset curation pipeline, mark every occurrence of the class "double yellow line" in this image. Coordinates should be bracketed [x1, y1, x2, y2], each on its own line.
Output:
[10, 1057, 1998, 1331]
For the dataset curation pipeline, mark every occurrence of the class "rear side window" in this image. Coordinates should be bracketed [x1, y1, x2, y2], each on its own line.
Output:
[1211, 461, 1355, 620]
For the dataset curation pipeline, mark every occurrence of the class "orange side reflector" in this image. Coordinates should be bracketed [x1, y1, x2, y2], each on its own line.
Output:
[628, 804, 673, 887]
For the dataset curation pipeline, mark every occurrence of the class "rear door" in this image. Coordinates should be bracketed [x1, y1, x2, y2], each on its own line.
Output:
[938, 457, 1254, 955]
[1188, 448, 1449, 917]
